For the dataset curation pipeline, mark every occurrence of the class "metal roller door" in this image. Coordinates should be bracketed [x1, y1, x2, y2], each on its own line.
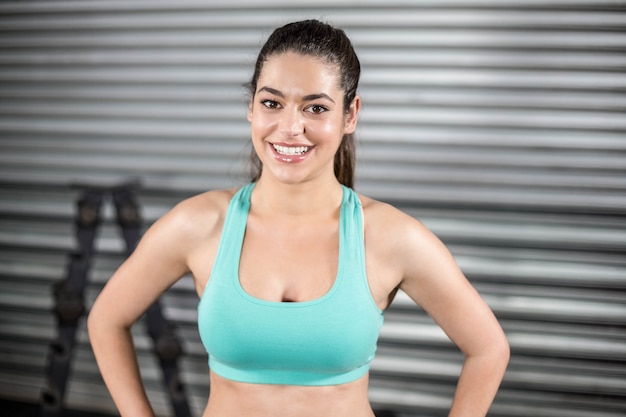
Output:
[0, 1, 625, 416]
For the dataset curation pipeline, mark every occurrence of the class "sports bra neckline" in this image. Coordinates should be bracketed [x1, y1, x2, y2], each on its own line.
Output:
[232, 182, 350, 308]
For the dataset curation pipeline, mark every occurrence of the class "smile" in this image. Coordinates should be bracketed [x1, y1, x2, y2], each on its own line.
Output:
[272, 144, 310, 156]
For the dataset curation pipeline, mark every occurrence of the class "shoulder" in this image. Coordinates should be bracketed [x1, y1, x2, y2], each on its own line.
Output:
[144, 187, 238, 248]
[171, 188, 236, 221]
[358, 193, 447, 275]
[359, 193, 434, 245]
[165, 188, 236, 235]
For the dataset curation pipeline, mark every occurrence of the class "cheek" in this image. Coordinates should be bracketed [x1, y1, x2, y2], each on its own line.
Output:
[249, 112, 274, 136]
[310, 117, 345, 144]
[318, 125, 339, 142]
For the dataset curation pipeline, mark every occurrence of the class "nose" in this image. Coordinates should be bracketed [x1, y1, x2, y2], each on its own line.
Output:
[280, 107, 304, 136]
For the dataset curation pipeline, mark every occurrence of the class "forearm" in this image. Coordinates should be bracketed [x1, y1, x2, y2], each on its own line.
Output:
[88, 315, 155, 417]
[448, 347, 509, 417]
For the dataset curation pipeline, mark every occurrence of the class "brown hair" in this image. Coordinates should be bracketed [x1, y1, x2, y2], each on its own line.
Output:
[246, 19, 360, 188]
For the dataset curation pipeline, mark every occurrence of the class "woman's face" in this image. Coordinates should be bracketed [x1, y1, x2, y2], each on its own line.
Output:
[247, 51, 359, 186]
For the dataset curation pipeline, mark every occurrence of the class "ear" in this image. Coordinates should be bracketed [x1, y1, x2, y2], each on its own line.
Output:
[247, 99, 254, 122]
[343, 95, 361, 134]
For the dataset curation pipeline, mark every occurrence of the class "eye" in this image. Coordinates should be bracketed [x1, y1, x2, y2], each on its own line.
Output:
[261, 99, 281, 109]
[306, 104, 328, 114]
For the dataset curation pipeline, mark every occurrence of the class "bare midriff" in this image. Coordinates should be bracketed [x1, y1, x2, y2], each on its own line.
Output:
[202, 371, 376, 417]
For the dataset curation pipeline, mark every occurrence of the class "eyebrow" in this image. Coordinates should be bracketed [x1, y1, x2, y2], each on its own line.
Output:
[258, 86, 335, 104]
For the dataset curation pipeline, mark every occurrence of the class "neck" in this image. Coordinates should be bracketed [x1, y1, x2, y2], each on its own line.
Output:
[251, 176, 344, 217]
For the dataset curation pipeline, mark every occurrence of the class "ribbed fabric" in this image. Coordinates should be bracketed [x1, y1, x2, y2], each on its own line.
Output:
[198, 183, 383, 386]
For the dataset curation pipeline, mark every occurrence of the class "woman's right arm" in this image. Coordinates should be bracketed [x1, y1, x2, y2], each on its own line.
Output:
[87, 197, 209, 416]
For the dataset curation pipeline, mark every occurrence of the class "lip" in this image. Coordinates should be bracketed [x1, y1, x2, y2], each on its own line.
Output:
[269, 142, 314, 163]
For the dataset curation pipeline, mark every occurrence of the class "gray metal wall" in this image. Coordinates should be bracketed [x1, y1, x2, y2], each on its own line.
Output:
[1, 1, 625, 416]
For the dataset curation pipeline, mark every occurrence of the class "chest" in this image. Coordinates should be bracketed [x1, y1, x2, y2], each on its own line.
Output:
[238, 214, 339, 303]
[197, 199, 385, 384]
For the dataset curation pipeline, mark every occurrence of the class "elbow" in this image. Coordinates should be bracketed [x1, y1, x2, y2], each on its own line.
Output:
[493, 331, 511, 373]
[87, 298, 134, 346]
[499, 329, 510, 360]
[87, 299, 112, 345]
[86, 303, 101, 343]
[471, 330, 510, 372]
[474, 332, 510, 381]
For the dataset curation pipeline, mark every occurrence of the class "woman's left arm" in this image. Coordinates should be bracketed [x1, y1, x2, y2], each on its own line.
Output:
[395, 215, 510, 417]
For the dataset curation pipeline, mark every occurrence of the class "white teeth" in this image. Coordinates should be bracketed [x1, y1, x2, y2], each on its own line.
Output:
[272, 144, 309, 156]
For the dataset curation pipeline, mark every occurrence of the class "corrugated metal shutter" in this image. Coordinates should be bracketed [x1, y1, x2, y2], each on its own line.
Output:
[1, 1, 625, 416]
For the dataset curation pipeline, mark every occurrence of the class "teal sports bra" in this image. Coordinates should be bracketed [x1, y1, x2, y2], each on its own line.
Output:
[197, 183, 384, 386]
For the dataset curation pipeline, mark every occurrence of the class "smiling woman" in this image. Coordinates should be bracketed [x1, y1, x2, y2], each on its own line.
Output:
[247, 51, 359, 184]
[87, 19, 509, 417]
[247, 21, 361, 189]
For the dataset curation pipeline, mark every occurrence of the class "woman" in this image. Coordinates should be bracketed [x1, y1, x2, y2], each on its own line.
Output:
[88, 19, 509, 417]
